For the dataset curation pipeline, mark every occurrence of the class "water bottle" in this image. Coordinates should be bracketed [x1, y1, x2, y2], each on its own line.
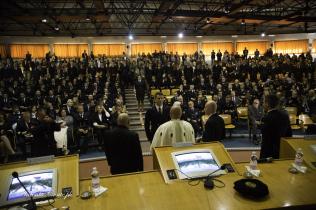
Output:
[249, 151, 258, 170]
[294, 148, 304, 166]
[91, 167, 100, 191]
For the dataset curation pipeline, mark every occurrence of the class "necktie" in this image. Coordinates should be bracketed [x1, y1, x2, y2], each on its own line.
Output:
[159, 107, 162, 114]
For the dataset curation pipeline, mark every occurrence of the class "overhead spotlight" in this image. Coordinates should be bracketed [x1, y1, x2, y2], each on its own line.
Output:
[196, 35, 203, 38]
[261, 32, 266, 37]
[178, 32, 183, 38]
[268, 34, 275, 37]
[232, 35, 238, 38]
[241, 19, 245, 25]
[41, 18, 47, 23]
[85, 17, 91, 21]
[128, 34, 134, 40]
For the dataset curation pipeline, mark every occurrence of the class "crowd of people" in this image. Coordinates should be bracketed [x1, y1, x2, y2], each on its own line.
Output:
[0, 47, 315, 167]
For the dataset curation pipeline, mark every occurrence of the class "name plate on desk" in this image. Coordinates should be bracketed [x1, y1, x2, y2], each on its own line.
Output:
[27, 155, 55, 165]
[172, 142, 193, 148]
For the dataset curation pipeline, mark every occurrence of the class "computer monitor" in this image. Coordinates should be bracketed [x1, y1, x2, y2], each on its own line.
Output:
[0, 169, 58, 208]
[171, 149, 225, 179]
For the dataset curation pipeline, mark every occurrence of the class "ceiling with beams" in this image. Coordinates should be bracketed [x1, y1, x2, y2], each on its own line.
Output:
[0, 0, 316, 37]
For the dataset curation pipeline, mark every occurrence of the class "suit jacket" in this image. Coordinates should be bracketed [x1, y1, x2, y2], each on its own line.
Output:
[105, 125, 143, 175]
[202, 113, 225, 141]
[92, 112, 110, 128]
[260, 109, 292, 159]
[248, 105, 264, 125]
[144, 106, 170, 142]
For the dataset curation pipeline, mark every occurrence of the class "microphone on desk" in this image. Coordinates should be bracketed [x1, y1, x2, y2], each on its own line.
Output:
[204, 165, 226, 190]
[12, 171, 37, 210]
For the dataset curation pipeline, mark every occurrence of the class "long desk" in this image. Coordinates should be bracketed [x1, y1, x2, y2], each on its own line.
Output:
[47, 160, 315, 210]
[280, 137, 316, 170]
[1, 148, 316, 209]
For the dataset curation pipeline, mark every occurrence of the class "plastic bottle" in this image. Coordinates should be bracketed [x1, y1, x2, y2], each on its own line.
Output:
[91, 167, 100, 191]
[294, 148, 304, 166]
[249, 151, 258, 170]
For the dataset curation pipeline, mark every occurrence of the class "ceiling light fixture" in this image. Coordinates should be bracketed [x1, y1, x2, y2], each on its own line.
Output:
[268, 34, 275, 37]
[128, 34, 134, 40]
[86, 17, 91, 21]
[232, 35, 238, 38]
[161, 36, 167, 38]
[42, 19, 47, 23]
[261, 32, 266, 37]
[178, 32, 183, 38]
[196, 35, 203, 38]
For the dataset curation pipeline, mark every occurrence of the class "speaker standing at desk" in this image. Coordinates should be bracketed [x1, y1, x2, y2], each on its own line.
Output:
[261, 95, 292, 159]
[104, 113, 143, 175]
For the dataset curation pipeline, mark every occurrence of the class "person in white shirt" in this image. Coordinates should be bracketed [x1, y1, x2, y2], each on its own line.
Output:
[150, 105, 195, 150]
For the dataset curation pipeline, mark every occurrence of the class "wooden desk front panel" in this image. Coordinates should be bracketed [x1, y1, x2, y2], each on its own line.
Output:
[53, 160, 316, 210]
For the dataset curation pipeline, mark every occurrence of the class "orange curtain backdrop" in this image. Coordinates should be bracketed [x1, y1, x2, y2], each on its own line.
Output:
[92, 44, 126, 57]
[166, 43, 198, 55]
[274, 40, 308, 54]
[312, 40, 316, 53]
[10, 44, 49, 58]
[0, 45, 8, 57]
[236, 41, 268, 55]
[201, 42, 234, 55]
[131, 43, 162, 56]
[53, 44, 88, 57]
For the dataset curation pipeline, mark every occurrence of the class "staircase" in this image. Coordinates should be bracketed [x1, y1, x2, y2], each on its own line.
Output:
[124, 89, 152, 154]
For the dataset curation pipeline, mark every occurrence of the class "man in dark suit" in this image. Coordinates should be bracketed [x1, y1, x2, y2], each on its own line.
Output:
[248, 98, 264, 143]
[260, 95, 292, 159]
[30, 107, 64, 157]
[73, 104, 91, 154]
[92, 105, 110, 151]
[16, 111, 34, 158]
[145, 92, 170, 142]
[105, 113, 143, 175]
[202, 101, 225, 142]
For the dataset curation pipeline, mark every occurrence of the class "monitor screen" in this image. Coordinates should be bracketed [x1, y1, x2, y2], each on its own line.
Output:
[171, 149, 224, 179]
[7, 172, 54, 201]
[0, 169, 57, 208]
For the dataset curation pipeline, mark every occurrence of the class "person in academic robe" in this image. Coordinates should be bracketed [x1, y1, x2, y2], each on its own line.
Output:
[144, 92, 170, 142]
[150, 105, 195, 150]
[202, 101, 225, 142]
[105, 113, 143, 175]
[260, 95, 292, 159]
[92, 105, 111, 151]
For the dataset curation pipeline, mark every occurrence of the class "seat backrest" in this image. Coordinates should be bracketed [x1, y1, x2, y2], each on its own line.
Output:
[288, 114, 297, 125]
[161, 89, 171, 96]
[150, 89, 161, 97]
[285, 107, 298, 116]
[237, 107, 248, 118]
[171, 88, 179, 95]
[219, 114, 232, 125]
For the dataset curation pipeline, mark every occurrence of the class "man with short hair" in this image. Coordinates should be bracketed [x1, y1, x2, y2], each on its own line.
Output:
[144, 92, 170, 142]
[105, 113, 143, 175]
[248, 98, 264, 144]
[260, 95, 292, 159]
[150, 105, 195, 149]
[202, 101, 225, 142]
